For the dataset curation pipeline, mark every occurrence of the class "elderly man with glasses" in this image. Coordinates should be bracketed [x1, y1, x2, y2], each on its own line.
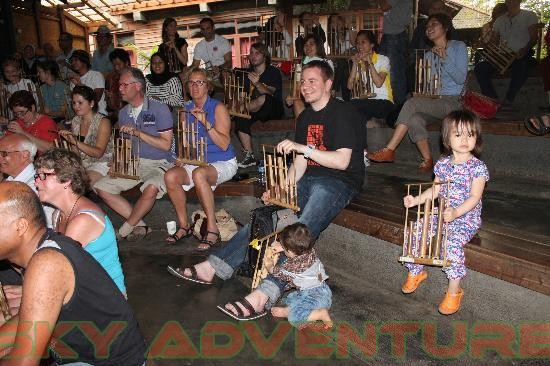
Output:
[94, 67, 174, 241]
[0, 134, 54, 227]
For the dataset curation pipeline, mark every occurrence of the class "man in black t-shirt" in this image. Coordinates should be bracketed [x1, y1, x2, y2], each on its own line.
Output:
[169, 60, 365, 321]
[0, 182, 146, 365]
[235, 42, 284, 168]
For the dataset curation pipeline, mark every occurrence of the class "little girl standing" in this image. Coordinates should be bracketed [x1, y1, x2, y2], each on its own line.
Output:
[402, 110, 489, 315]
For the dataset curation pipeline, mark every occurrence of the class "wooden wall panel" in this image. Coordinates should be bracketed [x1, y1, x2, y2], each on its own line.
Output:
[13, 13, 37, 50]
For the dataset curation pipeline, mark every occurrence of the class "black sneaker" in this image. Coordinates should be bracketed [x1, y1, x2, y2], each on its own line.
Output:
[238, 152, 256, 168]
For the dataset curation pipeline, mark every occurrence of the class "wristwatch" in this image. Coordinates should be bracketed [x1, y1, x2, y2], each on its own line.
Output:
[303, 144, 315, 159]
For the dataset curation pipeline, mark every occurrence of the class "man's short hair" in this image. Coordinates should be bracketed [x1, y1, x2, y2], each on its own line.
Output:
[17, 135, 37, 160]
[302, 60, 334, 82]
[59, 32, 73, 41]
[199, 17, 215, 28]
[109, 48, 131, 64]
[0, 182, 46, 229]
[250, 42, 271, 65]
[121, 67, 146, 95]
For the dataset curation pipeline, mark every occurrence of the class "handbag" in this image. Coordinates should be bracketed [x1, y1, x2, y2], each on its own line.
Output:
[460, 74, 499, 120]
[190, 209, 238, 242]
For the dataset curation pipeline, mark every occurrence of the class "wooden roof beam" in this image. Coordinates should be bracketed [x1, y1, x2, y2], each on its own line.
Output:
[110, 0, 227, 16]
[81, 0, 117, 27]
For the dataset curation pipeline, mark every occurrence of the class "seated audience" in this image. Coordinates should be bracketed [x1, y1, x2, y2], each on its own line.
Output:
[263, 9, 292, 59]
[0, 90, 57, 153]
[191, 17, 232, 83]
[69, 49, 107, 115]
[474, 0, 539, 108]
[167, 61, 364, 321]
[0, 181, 146, 365]
[94, 68, 174, 241]
[34, 148, 126, 294]
[146, 52, 185, 109]
[164, 68, 237, 249]
[368, 14, 467, 172]
[59, 85, 112, 186]
[235, 43, 284, 168]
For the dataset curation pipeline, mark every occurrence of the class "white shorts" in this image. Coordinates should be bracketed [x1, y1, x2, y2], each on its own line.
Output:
[83, 160, 110, 176]
[181, 158, 237, 192]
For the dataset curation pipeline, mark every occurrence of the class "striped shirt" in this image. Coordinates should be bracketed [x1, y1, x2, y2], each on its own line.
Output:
[145, 76, 184, 108]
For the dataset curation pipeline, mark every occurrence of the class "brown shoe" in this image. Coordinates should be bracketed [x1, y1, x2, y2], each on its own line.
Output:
[418, 158, 434, 173]
[438, 288, 464, 315]
[367, 147, 395, 163]
[401, 271, 428, 294]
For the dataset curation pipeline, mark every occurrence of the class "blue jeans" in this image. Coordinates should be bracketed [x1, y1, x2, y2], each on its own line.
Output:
[379, 31, 409, 106]
[283, 283, 332, 325]
[474, 55, 533, 102]
[209, 175, 358, 306]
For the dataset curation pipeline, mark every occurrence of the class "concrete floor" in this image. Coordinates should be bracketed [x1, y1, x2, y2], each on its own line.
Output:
[112, 194, 550, 365]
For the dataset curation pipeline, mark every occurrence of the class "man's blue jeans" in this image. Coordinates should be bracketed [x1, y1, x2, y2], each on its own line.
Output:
[379, 31, 409, 106]
[209, 175, 358, 307]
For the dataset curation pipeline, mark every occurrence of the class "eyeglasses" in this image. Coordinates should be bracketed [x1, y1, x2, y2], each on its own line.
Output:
[34, 172, 56, 181]
[119, 81, 138, 89]
[13, 109, 29, 118]
[187, 80, 207, 87]
[0, 150, 22, 157]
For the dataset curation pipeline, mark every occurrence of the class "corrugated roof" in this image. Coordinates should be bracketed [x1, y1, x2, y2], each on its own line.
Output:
[40, 0, 133, 26]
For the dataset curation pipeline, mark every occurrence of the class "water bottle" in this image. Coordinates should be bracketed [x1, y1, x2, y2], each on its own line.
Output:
[363, 150, 370, 167]
[258, 159, 266, 185]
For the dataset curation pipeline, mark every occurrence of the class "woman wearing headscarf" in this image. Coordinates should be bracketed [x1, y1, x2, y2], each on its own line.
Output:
[145, 52, 185, 109]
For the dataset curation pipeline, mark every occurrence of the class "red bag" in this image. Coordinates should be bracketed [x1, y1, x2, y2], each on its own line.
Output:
[460, 90, 499, 120]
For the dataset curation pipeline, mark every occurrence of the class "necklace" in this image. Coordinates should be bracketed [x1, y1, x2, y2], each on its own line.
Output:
[65, 195, 82, 226]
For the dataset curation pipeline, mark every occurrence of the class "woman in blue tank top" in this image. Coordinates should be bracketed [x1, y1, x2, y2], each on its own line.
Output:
[164, 67, 237, 251]
[34, 149, 127, 294]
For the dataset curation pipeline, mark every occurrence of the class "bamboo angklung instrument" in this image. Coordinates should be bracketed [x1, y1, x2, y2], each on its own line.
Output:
[176, 109, 208, 166]
[399, 181, 451, 267]
[262, 144, 299, 211]
[413, 49, 442, 99]
[479, 40, 516, 75]
[250, 231, 281, 291]
[223, 69, 251, 119]
[109, 128, 140, 180]
[351, 60, 376, 99]
[0, 283, 12, 321]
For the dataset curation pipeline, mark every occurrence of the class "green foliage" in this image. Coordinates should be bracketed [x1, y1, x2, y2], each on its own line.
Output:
[123, 43, 159, 71]
[320, 0, 351, 12]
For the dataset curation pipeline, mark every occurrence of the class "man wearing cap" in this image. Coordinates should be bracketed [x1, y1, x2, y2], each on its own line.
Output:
[56, 31, 75, 80]
[92, 25, 115, 76]
[70, 49, 107, 115]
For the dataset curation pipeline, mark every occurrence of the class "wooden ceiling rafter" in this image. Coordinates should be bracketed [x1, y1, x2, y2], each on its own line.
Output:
[110, 0, 227, 16]
[81, 0, 116, 26]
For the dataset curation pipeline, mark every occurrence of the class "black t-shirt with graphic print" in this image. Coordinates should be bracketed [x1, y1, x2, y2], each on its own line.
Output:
[294, 97, 364, 191]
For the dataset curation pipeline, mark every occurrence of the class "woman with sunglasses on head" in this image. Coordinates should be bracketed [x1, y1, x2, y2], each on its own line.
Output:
[164, 68, 237, 250]
[145, 52, 185, 109]
[34, 148, 126, 295]
[0, 90, 57, 153]
[58, 85, 113, 187]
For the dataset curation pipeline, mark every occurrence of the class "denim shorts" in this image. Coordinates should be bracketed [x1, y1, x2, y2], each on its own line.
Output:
[282, 282, 332, 324]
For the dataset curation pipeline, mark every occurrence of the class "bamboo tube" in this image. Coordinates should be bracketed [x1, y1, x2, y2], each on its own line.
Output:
[420, 198, 432, 258]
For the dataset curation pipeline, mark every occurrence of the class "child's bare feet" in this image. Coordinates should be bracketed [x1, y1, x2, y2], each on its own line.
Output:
[296, 308, 333, 330]
[271, 306, 289, 318]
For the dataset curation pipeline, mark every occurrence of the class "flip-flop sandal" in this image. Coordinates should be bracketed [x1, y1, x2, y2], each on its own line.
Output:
[166, 265, 212, 285]
[165, 226, 192, 244]
[126, 225, 153, 242]
[524, 116, 550, 136]
[216, 298, 267, 321]
[196, 231, 221, 251]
